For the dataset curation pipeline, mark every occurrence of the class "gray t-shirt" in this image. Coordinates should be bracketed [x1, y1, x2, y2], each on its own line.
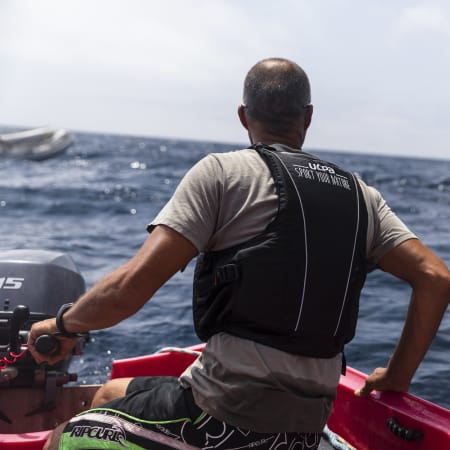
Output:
[149, 146, 416, 433]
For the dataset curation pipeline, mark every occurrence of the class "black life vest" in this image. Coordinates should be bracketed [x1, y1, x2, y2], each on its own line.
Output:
[192, 144, 368, 358]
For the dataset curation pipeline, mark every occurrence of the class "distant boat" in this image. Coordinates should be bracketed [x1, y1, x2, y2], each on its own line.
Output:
[0, 127, 73, 161]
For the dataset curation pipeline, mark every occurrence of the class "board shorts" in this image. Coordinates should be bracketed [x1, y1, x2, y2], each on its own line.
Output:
[59, 376, 321, 450]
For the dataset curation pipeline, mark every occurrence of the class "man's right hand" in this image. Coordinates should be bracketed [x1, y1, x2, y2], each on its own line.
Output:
[28, 318, 79, 366]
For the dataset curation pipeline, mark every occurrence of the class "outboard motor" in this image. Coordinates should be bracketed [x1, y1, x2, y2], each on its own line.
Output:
[0, 250, 87, 420]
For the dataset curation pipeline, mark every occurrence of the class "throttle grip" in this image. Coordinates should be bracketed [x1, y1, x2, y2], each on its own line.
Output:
[35, 334, 60, 355]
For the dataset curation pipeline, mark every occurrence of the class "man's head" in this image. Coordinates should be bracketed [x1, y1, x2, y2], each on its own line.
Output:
[239, 58, 313, 148]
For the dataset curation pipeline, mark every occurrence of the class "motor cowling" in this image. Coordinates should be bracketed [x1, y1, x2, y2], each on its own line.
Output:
[0, 250, 86, 388]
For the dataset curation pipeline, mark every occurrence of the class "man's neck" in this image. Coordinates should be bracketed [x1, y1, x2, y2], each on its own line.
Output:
[249, 132, 303, 150]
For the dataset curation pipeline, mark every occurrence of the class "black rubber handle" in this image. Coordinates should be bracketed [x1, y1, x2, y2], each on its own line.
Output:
[387, 417, 423, 442]
[35, 334, 60, 355]
[9, 305, 30, 353]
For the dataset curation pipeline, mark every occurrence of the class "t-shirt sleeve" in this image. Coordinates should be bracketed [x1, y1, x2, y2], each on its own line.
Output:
[365, 183, 417, 269]
[147, 154, 222, 252]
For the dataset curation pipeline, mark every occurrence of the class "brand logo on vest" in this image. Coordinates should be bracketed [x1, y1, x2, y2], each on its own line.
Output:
[308, 162, 336, 174]
[70, 424, 128, 447]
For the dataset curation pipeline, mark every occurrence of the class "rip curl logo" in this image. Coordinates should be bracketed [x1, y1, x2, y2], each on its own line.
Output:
[70, 424, 128, 447]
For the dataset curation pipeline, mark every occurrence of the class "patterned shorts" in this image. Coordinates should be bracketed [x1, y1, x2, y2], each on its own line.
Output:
[59, 376, 321, 450]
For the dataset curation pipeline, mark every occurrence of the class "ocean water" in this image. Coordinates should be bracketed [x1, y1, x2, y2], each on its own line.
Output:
[0, 129, 449, 410]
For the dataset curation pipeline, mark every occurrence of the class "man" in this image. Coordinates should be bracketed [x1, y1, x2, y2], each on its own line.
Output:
[29, 58, 450, 450]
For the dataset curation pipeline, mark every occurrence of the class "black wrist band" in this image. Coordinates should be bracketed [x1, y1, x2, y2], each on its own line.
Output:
[55, 303, 80, 338]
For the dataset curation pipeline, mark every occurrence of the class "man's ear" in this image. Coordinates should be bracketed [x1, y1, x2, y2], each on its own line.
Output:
[238, 104, 249, 130]
[304, 104, 313, 131]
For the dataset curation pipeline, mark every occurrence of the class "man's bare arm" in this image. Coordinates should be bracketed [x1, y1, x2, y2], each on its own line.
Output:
[28, 225, 198, 364]
[356, 239, 450, 396]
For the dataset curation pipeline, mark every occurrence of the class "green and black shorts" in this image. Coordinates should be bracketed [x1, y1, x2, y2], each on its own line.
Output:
[59, 376, 321, 449]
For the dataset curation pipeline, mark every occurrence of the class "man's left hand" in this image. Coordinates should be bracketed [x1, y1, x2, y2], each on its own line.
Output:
[28, 318, 79, 365]
[355, 367, 410, 397]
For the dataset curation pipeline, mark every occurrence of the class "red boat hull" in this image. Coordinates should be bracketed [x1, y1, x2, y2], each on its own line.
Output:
[1, 345, 449, 449]
[111, 345, 450, 450]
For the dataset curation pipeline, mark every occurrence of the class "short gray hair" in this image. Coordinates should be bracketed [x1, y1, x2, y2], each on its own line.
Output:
[243, 58, 311, 133]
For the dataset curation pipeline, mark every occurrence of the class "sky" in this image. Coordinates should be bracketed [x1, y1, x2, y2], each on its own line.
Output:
[1, 0, 450, 160]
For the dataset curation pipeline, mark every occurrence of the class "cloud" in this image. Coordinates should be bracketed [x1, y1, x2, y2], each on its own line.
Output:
[1, 1, 450, 159]
[396, 5, 450, 35]
[0, 1, 244, 79]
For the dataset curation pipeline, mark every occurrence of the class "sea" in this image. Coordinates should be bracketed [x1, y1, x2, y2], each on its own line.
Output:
[1, 128, 449, 410]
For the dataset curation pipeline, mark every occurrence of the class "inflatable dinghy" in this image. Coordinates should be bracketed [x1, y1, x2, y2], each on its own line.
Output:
[0, 127, 73, 160]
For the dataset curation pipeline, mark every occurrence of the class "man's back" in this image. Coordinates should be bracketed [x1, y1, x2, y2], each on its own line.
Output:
[150, 145, 416, 432]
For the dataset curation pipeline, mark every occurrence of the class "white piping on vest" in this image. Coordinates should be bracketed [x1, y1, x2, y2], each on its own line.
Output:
[333, 172, 360, 337]
[273, 152, 308, 332]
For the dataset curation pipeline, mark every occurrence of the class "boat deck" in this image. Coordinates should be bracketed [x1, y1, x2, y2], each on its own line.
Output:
[319, 433, 352, 450]
[319, 439, 337, 450]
